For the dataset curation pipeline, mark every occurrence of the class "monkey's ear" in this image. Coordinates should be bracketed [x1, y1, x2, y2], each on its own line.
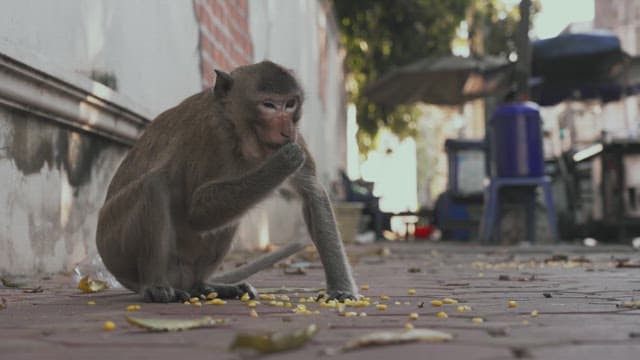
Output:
[213, 70, 233, 97]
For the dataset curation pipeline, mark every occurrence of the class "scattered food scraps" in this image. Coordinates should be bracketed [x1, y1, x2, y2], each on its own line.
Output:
[407, 289, 417, 295]
[341, 329, 452, 351]
[543, 293, 552, 298]
[508, 301, 518, 308]
[471, 317, 484, 324]
[436, 311, 448, 319]
[125, 315, 227, 332]
[103, 321, 116, 331]
[78, 275, 109, 293]
[229, 324, 318, 354]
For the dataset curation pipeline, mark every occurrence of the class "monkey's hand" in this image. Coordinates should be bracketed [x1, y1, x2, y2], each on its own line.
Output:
[265, 142, 305, 176]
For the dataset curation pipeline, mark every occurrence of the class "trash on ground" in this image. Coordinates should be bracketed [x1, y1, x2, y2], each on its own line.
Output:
[78, 275, 109, 293]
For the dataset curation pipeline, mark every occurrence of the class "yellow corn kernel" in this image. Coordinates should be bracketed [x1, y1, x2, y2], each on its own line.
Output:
[380, 295, 390, 301]
[344, 311, 358, 317]
[189, 297, 200, 303]
[313, 310, 320, 315]
[210, 298, 226, 305]
[522, 319, 529, 325]
[359, 312, 367, 317]
[240, 293, 251, 302]
[531, 310, 539, 317]
[442, 298, 458, 304]
[298, 298, 307, 303]
[404, 322, 415, 330]
[394, 301, 401, 305]
[87, 301, 96, 305]
[206, 292, 218, 300]
[103, 321, 116, 331]
[192, 302, 202, 307]
[408, 312, 419, 320]
[508, 300, 518, 308]
[376, 304, 388, 311]
[285, 302, 293, 308]
[247, 300, 260, 308]
[183, 301, 191, 305]
[471, 317, 484, 323]
[436, 311, 448, 319]
[360, 284, 370, 291]
[430, 300, 443, 307]
[126, 304, 141, 311]
[363, 296, 371, 302]
[456, 305, 465, 313]
[407, 289, 417, 295]
[249, 309, 259, 318]
[259, 294, 275, 301]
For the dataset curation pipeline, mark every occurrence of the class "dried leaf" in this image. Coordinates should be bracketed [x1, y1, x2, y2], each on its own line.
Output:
[0, 298, 6, 311]
[125, 315, 227, 332]
[1, 277, 24, 288]
[23, 286, 44, 293]
[620, 300, 640, 309]
[230, 323, 318, 354]
[616, 261, 640, 268]
[342, 329, 452, 351]
[77, 275, 109, 293]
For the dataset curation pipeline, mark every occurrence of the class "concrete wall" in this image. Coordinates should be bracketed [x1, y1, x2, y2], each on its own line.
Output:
[0, 0, 202, 116]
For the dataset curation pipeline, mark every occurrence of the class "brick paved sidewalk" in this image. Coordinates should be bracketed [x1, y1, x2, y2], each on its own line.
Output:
[1, 242, 640, 360]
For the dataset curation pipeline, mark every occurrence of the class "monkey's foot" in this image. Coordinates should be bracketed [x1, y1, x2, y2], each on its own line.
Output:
[322, 290, 358, 302]
[190, 282, 257, 300]
[142, 285, 190, 303]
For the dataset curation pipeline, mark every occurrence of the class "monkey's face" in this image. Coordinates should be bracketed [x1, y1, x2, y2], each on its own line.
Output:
[254, 94, 300, 151]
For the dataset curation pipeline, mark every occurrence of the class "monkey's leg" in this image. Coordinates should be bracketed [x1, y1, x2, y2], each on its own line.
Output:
[98, 175, 189, 303]
[188, 228, 258, 299]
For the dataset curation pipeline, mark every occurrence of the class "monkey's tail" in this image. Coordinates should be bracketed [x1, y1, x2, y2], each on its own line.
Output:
[209, 242, 307, 284]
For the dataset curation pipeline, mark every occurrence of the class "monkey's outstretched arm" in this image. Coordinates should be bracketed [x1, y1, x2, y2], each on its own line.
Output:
[188, 143, 305, 230]
[293, 165, 358, 299]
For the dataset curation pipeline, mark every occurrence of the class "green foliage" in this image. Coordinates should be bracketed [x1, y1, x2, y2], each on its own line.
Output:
[333, 0, 540, 154]
[333, 0, 471, 154]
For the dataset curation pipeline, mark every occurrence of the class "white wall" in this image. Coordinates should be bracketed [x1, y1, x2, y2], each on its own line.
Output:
[0, 0, 202, 116]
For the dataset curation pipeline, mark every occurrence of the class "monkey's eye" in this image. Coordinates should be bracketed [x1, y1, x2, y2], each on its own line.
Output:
[285, 99, 297, 112]
[262, 101, 277, 110]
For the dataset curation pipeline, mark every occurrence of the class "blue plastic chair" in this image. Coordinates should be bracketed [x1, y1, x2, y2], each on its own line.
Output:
[479, 176, 558, 244]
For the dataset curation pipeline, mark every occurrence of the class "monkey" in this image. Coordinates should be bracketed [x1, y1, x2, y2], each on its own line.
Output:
[96, 61, 358, 303]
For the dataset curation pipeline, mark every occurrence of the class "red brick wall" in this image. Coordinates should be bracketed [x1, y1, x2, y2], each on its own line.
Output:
[193, 0, 253, 88]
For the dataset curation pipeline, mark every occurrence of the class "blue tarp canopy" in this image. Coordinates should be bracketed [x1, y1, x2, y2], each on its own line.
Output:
[530, 31, 640, 106]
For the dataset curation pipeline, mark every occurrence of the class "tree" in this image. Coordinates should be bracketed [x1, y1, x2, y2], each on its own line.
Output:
[333, 0, 471, 154]
[333, 0, 540, 154]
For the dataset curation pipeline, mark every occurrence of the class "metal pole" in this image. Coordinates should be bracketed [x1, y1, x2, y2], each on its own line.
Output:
[515, 0, 532, 99]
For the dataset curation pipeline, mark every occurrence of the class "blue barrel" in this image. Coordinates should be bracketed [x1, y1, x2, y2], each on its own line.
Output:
[490, 102, 544, 177]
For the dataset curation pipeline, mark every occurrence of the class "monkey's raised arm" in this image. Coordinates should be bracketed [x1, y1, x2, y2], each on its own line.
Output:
[188, 143, 305, 231]
[292, 147, 358, 300]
